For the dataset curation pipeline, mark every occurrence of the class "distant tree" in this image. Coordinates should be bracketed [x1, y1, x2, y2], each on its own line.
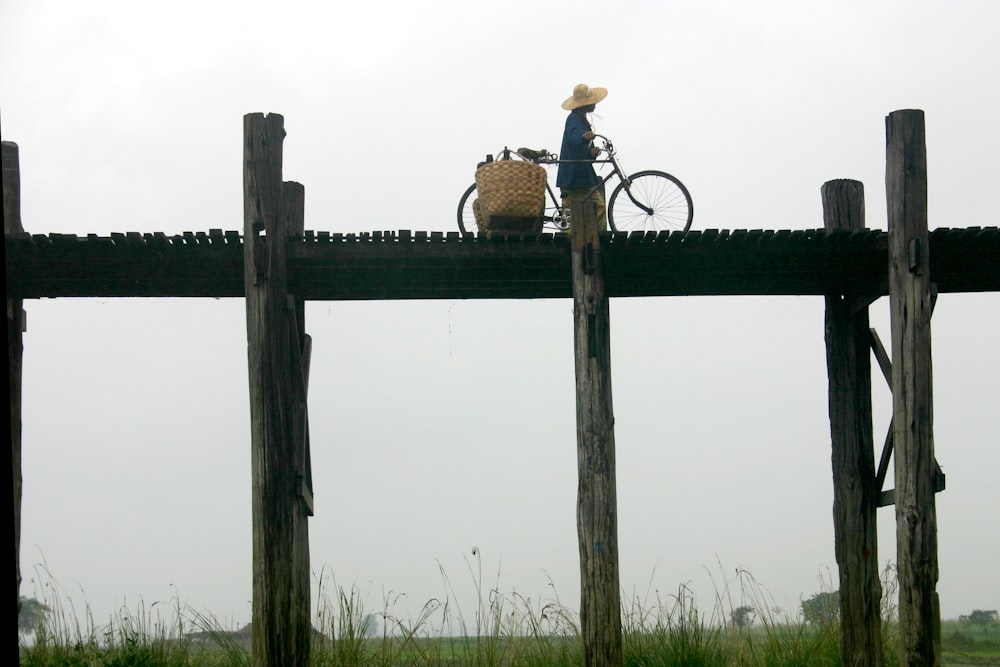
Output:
[964, 610, 999, 632]
[360, 613, 379, 638]
[730, 605, 755, 629]
[18, 597, 50, 634]
[801, 591, 840, 626]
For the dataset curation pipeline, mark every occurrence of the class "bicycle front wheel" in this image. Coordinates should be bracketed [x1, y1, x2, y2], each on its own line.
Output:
[608, 170, 693, 233]
[457, 183, 480, 233]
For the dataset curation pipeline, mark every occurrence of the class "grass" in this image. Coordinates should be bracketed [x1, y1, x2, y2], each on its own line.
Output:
[18, 558, 999, 666]
[941, 620, 1000, 666]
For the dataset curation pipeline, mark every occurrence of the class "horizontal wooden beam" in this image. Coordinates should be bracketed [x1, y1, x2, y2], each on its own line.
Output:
[877, 469, 946, 508]
[5, 227, 999, 300]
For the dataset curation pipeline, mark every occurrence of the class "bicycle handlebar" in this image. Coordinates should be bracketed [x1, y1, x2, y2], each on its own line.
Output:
[489, 135, 616, 165]
[592, 134, 615, 157]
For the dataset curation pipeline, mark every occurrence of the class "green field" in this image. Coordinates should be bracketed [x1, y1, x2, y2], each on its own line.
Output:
[18, 568, 999, 666]
[18, 615, 1000, 666]
[940, 619, 1000, 666]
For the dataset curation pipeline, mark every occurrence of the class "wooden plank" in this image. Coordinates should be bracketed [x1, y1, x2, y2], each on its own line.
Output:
[886, 109, 940, 666]
[822, 178, 884, 667]
[869, 328, 892, 386]
[571, 198, 622, 667]
[875, 426, 894, 498]
[665, 230, 690, 247]
[243, 113, 310, 667]
[146, 232, 169, 248]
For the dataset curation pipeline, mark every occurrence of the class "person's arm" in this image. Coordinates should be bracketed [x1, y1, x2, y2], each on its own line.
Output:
[569, 115, 598, 157]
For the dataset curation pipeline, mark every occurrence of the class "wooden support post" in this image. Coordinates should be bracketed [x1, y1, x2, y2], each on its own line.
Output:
[243, 113, 311, 667]
[886, 109, 940, 666]
[822, 179, 884, 667]
[4, 140, 25, 644]
[282, 180, 313, 655]
[571, 199, 622, 667]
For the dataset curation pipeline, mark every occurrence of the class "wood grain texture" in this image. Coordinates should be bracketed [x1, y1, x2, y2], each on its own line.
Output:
[243, 114, 311, 667]
[886, 109, 940, 666]
[822, 179, 884, 667]
[571, 199, 622, 667]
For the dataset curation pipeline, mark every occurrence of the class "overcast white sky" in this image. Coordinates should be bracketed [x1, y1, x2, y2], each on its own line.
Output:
[3, 0, 998, 631]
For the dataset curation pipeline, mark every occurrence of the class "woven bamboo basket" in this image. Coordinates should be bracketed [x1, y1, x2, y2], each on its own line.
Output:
[472, 197, 485, 228]
[474, 160, 546, 228]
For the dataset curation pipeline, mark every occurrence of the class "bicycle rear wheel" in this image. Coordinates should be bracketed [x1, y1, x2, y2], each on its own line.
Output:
[457, 183, 480, 233]
[608, 170, 693, 233]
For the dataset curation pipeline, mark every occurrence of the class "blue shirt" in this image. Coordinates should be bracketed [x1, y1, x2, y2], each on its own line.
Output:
[556, 111, 598, 189]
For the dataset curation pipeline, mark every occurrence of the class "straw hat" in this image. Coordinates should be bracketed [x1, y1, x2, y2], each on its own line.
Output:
[561, 83, 608, 110]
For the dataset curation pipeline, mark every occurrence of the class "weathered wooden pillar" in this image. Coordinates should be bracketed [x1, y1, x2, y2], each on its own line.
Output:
[243, 113, 311, 667]
[822, 179, 884, 667]
[571, 199, 622, 667]
[4, 140, 25, 641]
[886, 109, 940, 666]
[282, 181, 313, 658]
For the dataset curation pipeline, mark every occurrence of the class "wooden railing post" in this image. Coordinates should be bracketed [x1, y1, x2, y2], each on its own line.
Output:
[243, 113, 311, 667]
[822, 179, 884, 667]
[4, 140, 25, 646]
[886, 109, 940, 666]
[571, 199, 622, 667]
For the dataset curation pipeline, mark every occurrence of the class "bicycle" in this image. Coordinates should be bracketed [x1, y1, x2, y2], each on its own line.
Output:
[457, 134, 693, 234]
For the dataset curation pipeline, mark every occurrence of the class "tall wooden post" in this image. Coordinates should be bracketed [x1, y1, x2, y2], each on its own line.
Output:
[822, 179, 884, 667]
[282, 181, 313, 658]
[4, 140, 25, 643]
[571, 199, 622, 667]
[243, 113, 311, 667]
[886, 109, 940, 666]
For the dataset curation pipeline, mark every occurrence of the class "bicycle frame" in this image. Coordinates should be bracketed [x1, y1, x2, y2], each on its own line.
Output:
[509, 135, 636, 229]
[459, 134, 693, 234]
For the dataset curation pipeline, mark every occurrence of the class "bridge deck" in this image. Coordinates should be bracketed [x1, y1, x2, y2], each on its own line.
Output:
[5, 227, 999, 300]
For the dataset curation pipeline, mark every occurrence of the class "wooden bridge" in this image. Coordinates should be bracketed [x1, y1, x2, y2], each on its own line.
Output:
[6, 109, 998, 667]
[7, 225, 1000, 299]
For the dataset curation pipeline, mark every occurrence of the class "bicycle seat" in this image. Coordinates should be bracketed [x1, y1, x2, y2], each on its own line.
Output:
[517, 147, 550, 162]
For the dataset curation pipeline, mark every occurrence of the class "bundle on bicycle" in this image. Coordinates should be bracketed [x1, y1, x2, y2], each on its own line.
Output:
[457, 135, 693, 235]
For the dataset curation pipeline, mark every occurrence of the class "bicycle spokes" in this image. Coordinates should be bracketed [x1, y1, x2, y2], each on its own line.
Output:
[622, 180, 655, 216]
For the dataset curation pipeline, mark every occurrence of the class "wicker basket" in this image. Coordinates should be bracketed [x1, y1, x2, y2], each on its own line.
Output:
[474, 160, 546, 228]
[472, 197, 485, 228]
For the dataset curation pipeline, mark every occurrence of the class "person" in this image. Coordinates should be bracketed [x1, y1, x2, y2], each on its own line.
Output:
[556, 83, 608, 230]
